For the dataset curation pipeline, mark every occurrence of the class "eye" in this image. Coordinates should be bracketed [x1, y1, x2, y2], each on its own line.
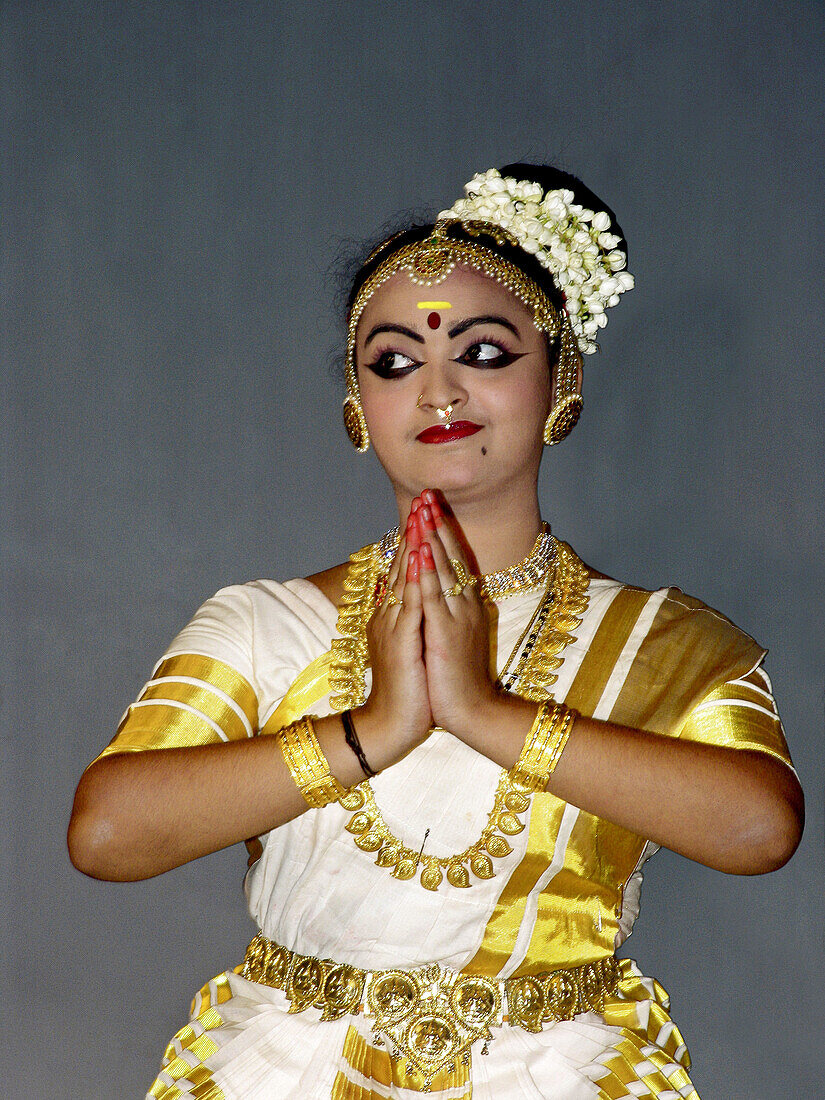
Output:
[455, 340, 523, 369]
[364, 350, 421, 379]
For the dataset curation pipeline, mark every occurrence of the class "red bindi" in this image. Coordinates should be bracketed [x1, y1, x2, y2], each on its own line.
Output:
[427, 311, 441, 330]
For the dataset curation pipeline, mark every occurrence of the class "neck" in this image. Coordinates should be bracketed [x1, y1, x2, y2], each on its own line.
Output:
[395, 482, 545, 576]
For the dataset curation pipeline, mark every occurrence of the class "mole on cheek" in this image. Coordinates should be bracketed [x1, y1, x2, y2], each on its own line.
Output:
[481, 446, 487, 456]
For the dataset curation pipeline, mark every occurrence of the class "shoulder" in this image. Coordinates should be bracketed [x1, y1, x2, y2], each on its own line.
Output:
[165, 575, 342, 673]
[304, 561, 350, 611]
[583, 568, 765, 676]
[572, 545, 758, 642]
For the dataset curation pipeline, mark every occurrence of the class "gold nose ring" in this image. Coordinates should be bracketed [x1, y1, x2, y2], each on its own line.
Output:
[435, 403, 454, 425]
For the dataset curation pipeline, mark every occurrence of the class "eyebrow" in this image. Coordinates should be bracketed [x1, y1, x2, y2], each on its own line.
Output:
[448, 314, 521, 338]
[363, 323, 425, 347]
[363, 314, 521, 348]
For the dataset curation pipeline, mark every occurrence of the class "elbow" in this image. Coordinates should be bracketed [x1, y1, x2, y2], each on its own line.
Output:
[752, 794, 804, 873]
[67, 766, 152, 882]
[67, 806, 121, 880]
[723, 769, 805, 875]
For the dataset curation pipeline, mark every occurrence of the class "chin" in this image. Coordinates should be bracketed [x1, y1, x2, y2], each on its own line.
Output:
[415, 461, 501, 501]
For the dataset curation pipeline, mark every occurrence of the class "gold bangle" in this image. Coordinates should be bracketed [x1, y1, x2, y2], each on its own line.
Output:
[278, 716, 347, 808]
[511, 702, 577, 792]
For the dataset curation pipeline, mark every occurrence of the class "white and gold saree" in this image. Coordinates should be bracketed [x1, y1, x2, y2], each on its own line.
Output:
[96, 539, 792, 1100]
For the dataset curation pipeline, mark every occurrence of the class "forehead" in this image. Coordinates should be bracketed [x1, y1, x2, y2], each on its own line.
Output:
[357, 263, 538, 331]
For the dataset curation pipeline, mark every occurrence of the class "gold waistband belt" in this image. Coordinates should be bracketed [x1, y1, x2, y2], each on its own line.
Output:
[242, 931, 622, 1087]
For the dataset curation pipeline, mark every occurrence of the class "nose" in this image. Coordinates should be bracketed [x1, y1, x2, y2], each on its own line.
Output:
[415, 360, 468, 417]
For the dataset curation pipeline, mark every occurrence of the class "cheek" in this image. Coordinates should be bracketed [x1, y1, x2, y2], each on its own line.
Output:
[490, 370, 551, 429]
[358, 374, 406, 450]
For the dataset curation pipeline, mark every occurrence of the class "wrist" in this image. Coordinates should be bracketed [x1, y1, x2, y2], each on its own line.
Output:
[350, 702, 427, 773]
[341, 709, 376, 779]
[444, 684, 526, 745]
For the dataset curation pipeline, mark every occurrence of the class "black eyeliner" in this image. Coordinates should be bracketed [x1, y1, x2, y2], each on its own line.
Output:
[363, 351, 422, 379]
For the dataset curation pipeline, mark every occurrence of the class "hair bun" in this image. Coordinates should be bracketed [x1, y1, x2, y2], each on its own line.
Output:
[498, 163, 627, 257]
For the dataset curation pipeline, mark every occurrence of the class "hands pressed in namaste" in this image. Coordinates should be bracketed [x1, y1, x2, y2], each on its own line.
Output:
[363, 488, 500, 746]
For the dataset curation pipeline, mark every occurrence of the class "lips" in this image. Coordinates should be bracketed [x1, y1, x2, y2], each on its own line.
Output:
[416, 421, 483, 444]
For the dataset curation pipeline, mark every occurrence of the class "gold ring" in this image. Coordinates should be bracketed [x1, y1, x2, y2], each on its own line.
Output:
[442, 582, 465, 598]
[449, 559, 478, 589]
[385, 589, 403, 608]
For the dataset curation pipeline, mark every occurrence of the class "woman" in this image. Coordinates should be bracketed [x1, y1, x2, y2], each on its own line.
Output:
[68, 164, 804, 1099]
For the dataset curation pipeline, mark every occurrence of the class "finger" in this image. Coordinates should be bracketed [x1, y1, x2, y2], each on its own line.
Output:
[383, 530, 408, 603]
[417, 510, 455, 592]
[421, 490, 473, 563]
[416, 508, 475, 608]
[399, 549, 422, 623]
[421, 488, 442, 520]
[426, 508, 470, 571]
[418, 541, 449, 616]
[407, 513, 422, 553]
[407, 547, 420, 584]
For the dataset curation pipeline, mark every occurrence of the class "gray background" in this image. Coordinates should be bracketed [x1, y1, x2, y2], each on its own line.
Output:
[3, 2, 823, 1097]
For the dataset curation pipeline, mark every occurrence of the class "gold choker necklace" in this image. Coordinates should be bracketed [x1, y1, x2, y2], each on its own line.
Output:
[375, 522, 557, 601]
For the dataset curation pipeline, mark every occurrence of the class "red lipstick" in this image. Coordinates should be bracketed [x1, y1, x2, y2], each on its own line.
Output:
[416, 421, 482, 444]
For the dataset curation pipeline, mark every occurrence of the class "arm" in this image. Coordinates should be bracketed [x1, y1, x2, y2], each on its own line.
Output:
[411, 495, 804, 876]
[68, 538, 432, 882]
[68, 707, 410, 881]
[451, 694, 803, 874]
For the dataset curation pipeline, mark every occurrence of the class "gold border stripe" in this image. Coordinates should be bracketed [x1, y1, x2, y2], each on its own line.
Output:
[342, 1026, 393, 1088]
[93, 654, 257, 762]
[516, 808, 643, 974]
[467, 589, 652, 977]
[139, 679, 252, 741]
[95, 702, 228, 758]
[261, 650, 333, 734]
[678, 696, 791, 764]
[331, 1071, 386, 1100]
[564, 588, 651, 715]
[154, 654, 257, 727]
[464, 795, 569, 976]
[609, 588, 765, 734]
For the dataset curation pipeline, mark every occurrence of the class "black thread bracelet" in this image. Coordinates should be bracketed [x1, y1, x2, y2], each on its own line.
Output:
[341, 709, 376, 778]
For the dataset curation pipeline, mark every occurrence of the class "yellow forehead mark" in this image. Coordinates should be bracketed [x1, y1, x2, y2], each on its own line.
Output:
[416, 301, 452, 309]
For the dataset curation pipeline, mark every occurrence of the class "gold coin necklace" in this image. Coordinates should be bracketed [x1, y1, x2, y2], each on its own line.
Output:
[329, 532, 590, 891]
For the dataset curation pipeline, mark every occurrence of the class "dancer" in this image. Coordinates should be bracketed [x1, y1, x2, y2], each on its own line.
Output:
[69, 164, 803, 1099]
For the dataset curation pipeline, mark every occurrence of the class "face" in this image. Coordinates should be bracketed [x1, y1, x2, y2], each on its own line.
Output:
[355, 264, 553, 506]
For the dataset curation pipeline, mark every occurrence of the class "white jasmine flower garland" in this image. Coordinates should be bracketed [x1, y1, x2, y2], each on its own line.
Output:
[439, 169, 634, 354]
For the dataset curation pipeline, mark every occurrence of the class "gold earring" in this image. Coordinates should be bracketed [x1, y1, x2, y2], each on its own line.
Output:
[543, 394, 583, 445]
[343, 394, 370, 452]
[544, 315, 583, 446]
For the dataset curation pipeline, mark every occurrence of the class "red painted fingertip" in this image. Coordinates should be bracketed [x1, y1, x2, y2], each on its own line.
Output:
[420, 542, 436, 571]
[407, 550, 419, 582]
[411, 496, 423, 512]
[420, 505, 435, 530]
[407, 522, 421, 550]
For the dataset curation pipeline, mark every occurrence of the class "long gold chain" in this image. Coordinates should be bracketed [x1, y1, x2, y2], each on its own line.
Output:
[329, 534, 590, 891]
